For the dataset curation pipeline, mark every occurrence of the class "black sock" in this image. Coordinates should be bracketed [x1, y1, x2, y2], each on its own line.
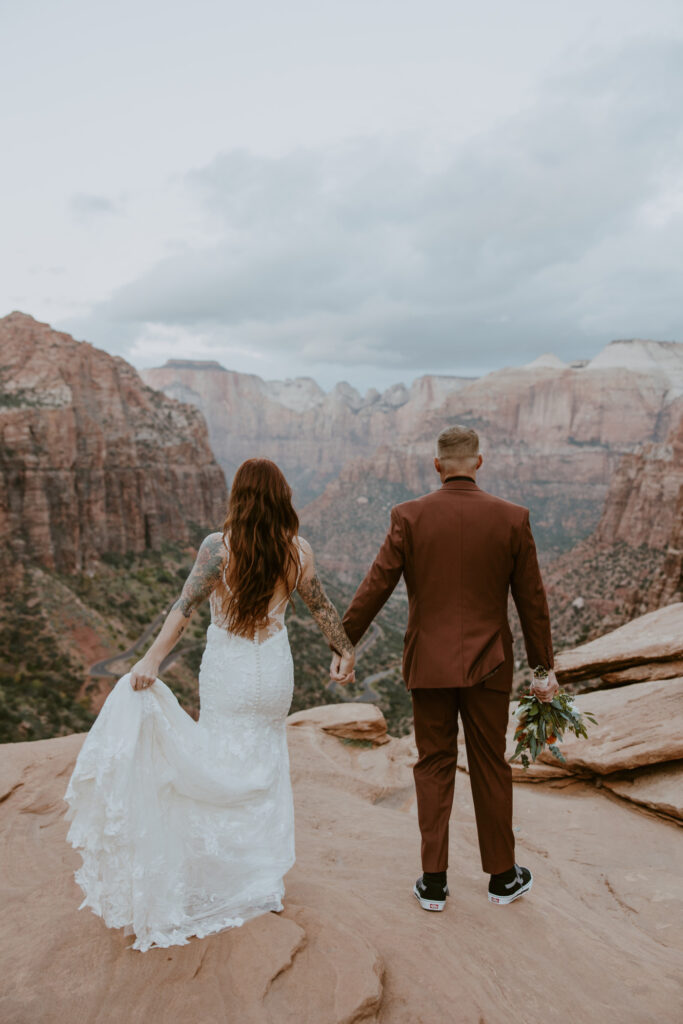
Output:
[423, 870, 447, 885]
[490, 865, 517, 883]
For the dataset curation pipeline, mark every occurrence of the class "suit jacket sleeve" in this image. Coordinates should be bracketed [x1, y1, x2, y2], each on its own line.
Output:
[510, 510, 554, 670]
[342, 507, 405, 647]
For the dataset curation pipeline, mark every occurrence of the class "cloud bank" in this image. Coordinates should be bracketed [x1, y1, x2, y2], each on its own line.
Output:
[72, 38, 683, 385]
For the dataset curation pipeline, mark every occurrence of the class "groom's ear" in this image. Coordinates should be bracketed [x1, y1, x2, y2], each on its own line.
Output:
[434, 456, 441, 475]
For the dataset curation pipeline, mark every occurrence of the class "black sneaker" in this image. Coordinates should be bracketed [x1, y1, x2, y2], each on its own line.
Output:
[413, 875, 448, 912]
[488, 864, 533, 904]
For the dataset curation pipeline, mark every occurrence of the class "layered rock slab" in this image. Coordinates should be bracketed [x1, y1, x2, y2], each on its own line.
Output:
[601, 762, 683, 822]
[287, 702, 390, 745]
[554, 602, 683, 683]
[537, 677, 683, 774]
[600, 659, 683, 686]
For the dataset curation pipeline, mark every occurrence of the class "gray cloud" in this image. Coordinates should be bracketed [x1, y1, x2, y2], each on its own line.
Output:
[69, 193, 120, 220]
[75, 37, 683, 377]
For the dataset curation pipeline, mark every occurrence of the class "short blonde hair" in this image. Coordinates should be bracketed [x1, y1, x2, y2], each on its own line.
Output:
[436, 425, 480, 466]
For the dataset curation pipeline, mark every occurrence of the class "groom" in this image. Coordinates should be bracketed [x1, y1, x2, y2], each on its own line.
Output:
[331, 425, 557, 909]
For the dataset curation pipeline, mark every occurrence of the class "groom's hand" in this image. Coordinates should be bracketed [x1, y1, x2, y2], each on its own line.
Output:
[530, 668, 559, 703]
[330, 651, 356, 686]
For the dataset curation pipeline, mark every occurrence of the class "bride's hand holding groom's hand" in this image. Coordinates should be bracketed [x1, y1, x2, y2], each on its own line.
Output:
[330, 651, 356, 686]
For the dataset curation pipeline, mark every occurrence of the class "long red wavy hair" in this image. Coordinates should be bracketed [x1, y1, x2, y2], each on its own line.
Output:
[218, 458, 300, 637]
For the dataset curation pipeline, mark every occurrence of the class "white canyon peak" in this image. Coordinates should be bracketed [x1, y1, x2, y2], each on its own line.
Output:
[586, 338, 683, 395]
[524, 352, 569, 369]
[150, 337, 683, 414]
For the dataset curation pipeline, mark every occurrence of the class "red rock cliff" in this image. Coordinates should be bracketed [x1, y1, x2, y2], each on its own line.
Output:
[542, 398, 683, 646]
[0, 313, 228, 577]
[592, 399, 683, 608]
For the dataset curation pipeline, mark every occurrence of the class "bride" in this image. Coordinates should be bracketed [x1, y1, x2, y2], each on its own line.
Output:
[65, 458, 356, 951]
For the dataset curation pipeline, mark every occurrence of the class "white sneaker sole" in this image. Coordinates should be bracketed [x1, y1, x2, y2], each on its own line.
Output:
[413, 884, 447, 912]
[488, 873, 533, 905]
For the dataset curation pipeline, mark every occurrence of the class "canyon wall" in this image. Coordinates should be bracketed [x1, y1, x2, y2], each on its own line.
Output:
[542, 396, 683, 648]
[2, 314, 682, 739]
[143, 341, 683, 574]
[592, 399, 683, 557]
[140, 361, 473, 504]
[299, 352, 683, 576]
[0, 313, 228, 578]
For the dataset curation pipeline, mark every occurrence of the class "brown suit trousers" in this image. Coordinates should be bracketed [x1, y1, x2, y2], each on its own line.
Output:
[342, 478, 554, 874]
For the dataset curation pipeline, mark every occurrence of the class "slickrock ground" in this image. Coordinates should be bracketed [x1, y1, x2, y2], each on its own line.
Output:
[1, 700, 681, 1024]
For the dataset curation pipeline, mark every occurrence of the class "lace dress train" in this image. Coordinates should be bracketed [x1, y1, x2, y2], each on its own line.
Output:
[65, 584, 296, 951]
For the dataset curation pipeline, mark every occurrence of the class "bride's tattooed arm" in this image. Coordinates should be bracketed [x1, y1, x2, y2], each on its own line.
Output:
[297, 571, 354, 656]
[129, 533, 226, 690]
[172, 533, 225, 621]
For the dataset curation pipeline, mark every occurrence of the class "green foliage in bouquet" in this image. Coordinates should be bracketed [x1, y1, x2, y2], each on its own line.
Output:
[509, 691, 598, 769]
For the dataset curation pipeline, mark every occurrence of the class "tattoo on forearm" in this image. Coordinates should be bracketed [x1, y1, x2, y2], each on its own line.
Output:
[297, 573, 354, 655]
[171, 596, 192, 618]
[171, 534, 225, 618]
[171, 617, 190, 642]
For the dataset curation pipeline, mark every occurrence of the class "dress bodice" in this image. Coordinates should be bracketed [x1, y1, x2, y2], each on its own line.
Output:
[209, 536, 303, 644]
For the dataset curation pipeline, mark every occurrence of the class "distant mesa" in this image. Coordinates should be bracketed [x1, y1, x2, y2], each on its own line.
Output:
[524, 352, 568, 369]
[523, 340, 683, 380]
[160, 359, 228, 371]
[143, 337, 683, 410]
[587, 338, 683, 389]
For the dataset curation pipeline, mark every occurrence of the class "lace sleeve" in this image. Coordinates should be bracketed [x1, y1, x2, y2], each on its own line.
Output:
[295, 538, 353, 656]
[172, 533, 227, 618]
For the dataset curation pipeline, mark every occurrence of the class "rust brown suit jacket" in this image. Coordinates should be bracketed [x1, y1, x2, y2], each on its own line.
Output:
[341, 478, 554, 692]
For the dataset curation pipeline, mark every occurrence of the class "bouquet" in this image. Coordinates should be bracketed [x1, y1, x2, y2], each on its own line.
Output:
[509, 690, 597, 769]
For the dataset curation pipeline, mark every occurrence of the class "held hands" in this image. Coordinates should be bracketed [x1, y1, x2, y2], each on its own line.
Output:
[329, 650, 356, 686]
[530, 668, 560, 703]
[129, 653, 161, 691]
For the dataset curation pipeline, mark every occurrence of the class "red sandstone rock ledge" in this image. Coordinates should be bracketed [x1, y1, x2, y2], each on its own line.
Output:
[1, 694, 681, 1023]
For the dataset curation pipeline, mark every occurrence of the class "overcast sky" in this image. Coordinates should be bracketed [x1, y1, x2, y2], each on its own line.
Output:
[1, 0, 682, 391]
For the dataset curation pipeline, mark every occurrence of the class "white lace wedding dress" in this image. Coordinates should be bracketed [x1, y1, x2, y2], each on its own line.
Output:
[64, 552, 299, 951]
